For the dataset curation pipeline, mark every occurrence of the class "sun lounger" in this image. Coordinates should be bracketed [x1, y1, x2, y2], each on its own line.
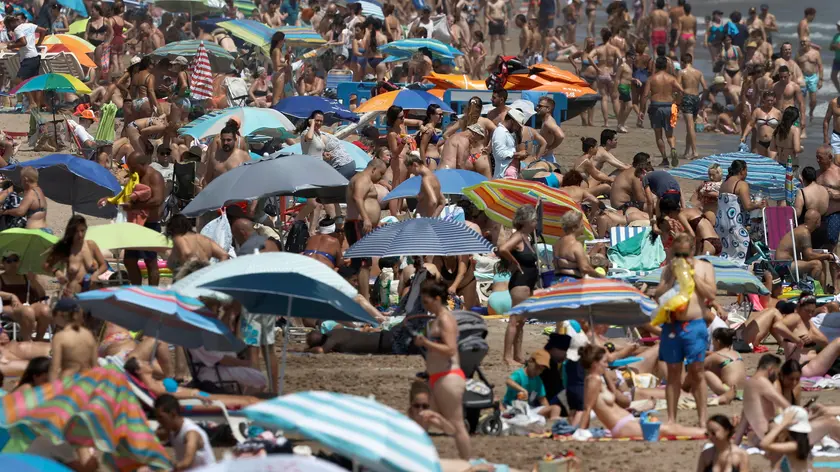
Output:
[223, 77, 249, 107]
[325, 69, 353, 91]
[763, 206, 797, 257]
[41, 52, 88, 80]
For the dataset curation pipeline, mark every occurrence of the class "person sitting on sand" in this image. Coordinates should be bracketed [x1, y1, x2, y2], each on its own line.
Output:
[503, 349, 563, 421]
[0, 251, 51, 342]
[577, 344, 706, 438]
[407, 380, 456, 434]
[12, 356, 50, 392]
[697, 415, 751, 472]
[1, 168, 49, 232]
[153, 394, 217, 469]
[776, 210, 838, 289]
[777, 294, 840, 378]
[742, 299, 802, 352]
[735, 354, 790, 445]
[702, 328, 746, 404]
[49, 298, 98, 382]
[777, 359, 802, 406]
[124, 357, 260, 407]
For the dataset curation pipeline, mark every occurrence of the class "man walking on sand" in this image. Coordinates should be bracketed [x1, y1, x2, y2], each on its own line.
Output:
[678, 53, 706, 159]
[796, 38, 823, 124]
[406, 154, 444, 218]
[640, 56, 683, 168]
[653, 233, 716, 428]
[823, 94, 840, 158]
[345, 159, 387, 301]
[486, 0, 507, 58]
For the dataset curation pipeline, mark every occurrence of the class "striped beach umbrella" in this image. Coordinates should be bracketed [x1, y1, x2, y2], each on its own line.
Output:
[237, 391, 442, 472]
[463, 179, 594, 243]
[11, 73, 91, 95]
[76, 286, 245, 352]
[669, 152, 799, 202]
[217, 19, 275, 54]
[509, 278, 656, 326]
[189, 41, 214, 100]
[354, 89, 454, 113]
[276, 26, 327, 47]
[344, 218, 495, 258]
[178, 107, 295, 140]
[152, 40, 235, 71]
[152, 0, 225, 14]
[380, 38, 463, 59]
[0, 366, 171, 471]
[634, 255, 769, 295]
[348, 0, 384, 19]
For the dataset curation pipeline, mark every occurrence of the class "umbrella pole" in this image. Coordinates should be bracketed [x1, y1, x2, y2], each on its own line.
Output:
[589, 306, 595, 342]
[790, 219, 800, 283]
[278, 297, 292, 395]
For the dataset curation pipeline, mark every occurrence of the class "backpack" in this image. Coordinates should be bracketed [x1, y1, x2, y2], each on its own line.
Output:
[284, 220, 310, 253]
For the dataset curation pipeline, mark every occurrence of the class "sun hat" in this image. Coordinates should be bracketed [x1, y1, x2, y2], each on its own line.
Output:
[172, 56, 189, 67]
[774, 406, 812, 434]
[79, 109, 98, 122]
[467, 123, 485, 136]
[530, 349, 551, 368]
[713, 75, 726, 85]
[506, 107, 527, 126]
[129, 55, 142, 66]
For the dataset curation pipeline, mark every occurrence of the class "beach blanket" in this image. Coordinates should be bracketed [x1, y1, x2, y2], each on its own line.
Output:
[547, 433, 707, 442]
[715, 193, 750, 265]
[607, 229, 665, 272]
[801, 375, 840, 391]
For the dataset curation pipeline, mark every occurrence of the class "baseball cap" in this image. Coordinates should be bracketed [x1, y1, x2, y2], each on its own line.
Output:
[506, 108, 527, 127]
[80, 109, 98, 122]
[53, 297, 79, 313]
[130, 55, 142, 66]
[530, 349, 551, 368]
[774, 406, 812, 434]
[467, 123, 485, 136]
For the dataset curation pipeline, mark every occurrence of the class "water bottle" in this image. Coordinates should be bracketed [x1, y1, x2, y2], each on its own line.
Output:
[751, 190, 764, 220]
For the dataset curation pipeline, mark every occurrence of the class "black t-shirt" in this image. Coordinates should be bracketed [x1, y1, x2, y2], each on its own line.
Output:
[540, 359, 564, 402]
[732, 23, 749, 49]
[642, 170, 680, 198]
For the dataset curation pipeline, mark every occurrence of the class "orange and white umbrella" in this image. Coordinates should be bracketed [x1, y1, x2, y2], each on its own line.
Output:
[41, 34, 96, 68]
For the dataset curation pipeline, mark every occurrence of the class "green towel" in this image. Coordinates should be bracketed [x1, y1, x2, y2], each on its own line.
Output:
[95, 102, 118, 142]
[607, 229, 666, 272]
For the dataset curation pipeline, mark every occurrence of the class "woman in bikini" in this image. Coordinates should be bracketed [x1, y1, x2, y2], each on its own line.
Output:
[467, 31, 486, 80]
[125, 109, 173, 158]
[769, 106, 803, 170]
[676, 3, 696, 59]
[0, 168, 48, 232]
[413, 279, 471, 459]
[108, 1, 131, 80]
[0, 252, 51, 342]
[418, 104, 445, 170]
[248, 66, 271, 108]
[349, 23, 367, 81]
[364, 18, 388, 82]
[432, 255, 477, 311]
[592, 29, 622, 127]
[386, 105, 422, 215]
[741, 89, 782, 157]
[270, 31, 291, 104]
[703, 328, 746, 404]
[720, 34, 743, 87]
[124, 55, 157, 122]
[777, 359, 802, 406]
[577, 344, 706, 438]
[443, 96, 496, 144]
[86, 3, 113, 79]
[569, 37, 600, 127]
[697, 415, 751, 472]
[630, 39, 651, 128]
[43, 216, 107, 297]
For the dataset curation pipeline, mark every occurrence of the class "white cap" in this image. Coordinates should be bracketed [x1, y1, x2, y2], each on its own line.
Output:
[506, 107, 527, 127]
[565, 331, 589, 362]
[773, 406, 812, 434]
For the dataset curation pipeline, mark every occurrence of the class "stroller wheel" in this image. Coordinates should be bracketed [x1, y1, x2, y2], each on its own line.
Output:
[478, 414, 503, 436]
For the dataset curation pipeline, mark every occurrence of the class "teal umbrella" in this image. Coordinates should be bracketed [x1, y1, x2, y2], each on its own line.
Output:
[152, 40, 235, 71]
[152, 0, 225, 14]
[633, 255, 769, 295]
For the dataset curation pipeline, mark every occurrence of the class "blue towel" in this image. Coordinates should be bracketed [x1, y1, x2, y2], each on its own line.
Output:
[551, 419, 608, 438]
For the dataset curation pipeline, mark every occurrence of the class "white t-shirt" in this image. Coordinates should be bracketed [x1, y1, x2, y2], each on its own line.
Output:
[14, 23, 39, 60]
[171, 418, 216, 468]
[300, 131, 325, 158]
[490, 125, 516, 178]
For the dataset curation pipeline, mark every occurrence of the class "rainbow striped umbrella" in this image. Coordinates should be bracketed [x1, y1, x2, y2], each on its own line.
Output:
[0, 366, 171, 471]
[463, 179, 594, 243]
[509, 278, 656, 326]
[276, 26, 327, 47]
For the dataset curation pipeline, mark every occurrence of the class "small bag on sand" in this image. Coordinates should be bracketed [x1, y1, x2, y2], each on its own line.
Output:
[502, 400, 546, 436]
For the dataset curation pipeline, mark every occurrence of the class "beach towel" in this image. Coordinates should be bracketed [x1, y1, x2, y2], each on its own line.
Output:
[715, 193, 750, 265]
[607, 229, 666, 272]
[107, 172, 139, 205]
[670, 103, 678, 129]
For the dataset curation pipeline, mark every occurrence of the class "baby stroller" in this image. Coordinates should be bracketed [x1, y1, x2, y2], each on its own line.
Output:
[456, 310, 502, 436]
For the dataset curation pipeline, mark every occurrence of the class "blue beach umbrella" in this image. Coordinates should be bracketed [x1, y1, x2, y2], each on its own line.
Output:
[280, 141, 371, 171]
[669, 152, 799, 201]
[178, 107, 295, 141]
[57, 0, 88, 16]
[272, 96, 359, 124]
[236, 391, 442, 472]
[0, 154, 120, 218]
[0, 454, 73, 472]
[152, 40, 235, 71]
[383, 169, 488, 201]
[344, 218, 495, 258]
[633, 255, 769, 295]
[76, 286, 245, 352]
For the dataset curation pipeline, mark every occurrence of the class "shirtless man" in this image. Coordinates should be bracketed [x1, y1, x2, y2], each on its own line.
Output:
[826, 98, 840, 158]
[774, 42, 805, 89]
[796, 39, 823, 123]
[296, 66, 325, 97]
[679, 53, 706, 159]
[406, 154, 444, 218]
[120, 152, 165, 285]
[773, 66, 807, 140]
[653, 232, 716, 427]
[485, 0, 507, 57]
[537, 97, 565, 164]
[778, 295, 840, 379]
[640, 56, 683, 167]
[675, 3, 696, 59]
[262, 0, 285, 28]
[615, 52, 634, 133]
[594, 129, 630, 174]
[485, 88, 509, 125]
[759, 4, 778, 45]
[797, 8, 816, 46]
[139, 19, 164, 55]
[201, 120, 250, 187]
[441, 124, 484, 171]
[667, 0, 685, 57]
[49, 298, 97, 381]
[303, 218, 343, 269]
[648, 0, 670, 53]
[516, 15, 530, 52]
[745, 8, 765, 43]
[345, 159, 387, 301]
[525, 17, 543, 61]
[776, 210, 837, 288]
[735, 354, 789, 445]
[610, 152, 651, 211]
[383, 4, 403, 42]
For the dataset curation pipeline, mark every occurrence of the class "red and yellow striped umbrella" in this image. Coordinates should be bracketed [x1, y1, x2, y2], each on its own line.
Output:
[462, 179, 594, 243]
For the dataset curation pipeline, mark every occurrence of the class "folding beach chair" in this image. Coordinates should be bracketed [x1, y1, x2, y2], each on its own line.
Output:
[183, 349, 242, 395]
[224, 77, 249, 107]
[606, 226, 664, 279]
[325, 69, 353, 91]
[763, 206, 797, 257]
[64, 117, 112, 161]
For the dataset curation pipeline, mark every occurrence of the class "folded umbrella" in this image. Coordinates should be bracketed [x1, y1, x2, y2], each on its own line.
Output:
[345, 218, 495, 258]
[383, 169, 487, 201]
[669, 152, 798, 201]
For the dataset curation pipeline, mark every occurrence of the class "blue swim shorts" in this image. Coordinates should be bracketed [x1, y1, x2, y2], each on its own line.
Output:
[659, 318, 708, 365]
[802, 73, 819, 94]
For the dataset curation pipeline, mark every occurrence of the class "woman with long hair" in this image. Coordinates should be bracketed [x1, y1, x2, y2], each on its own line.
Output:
[13, 356, 50, 392]
[696, 415, 751, 472]
[414, 279, 471, 459]
[0, 167, 48, 232]
[350, 23, 367, 81]
[442, 96, 496, 142]
[270, 31, 290, 104]
[86, 3, 113, 80]
[777, 359, 802, 406]
[418, 104, 445, 170]
[720, 34, 743, 87]
[364, 18, 388, 81]
[298, 110, 326, 157]
[769, 106, 803, 168]
[386, 105, 422, 215]
[716, 159, 766, 264]
[43, 216, 107, 297]
[165, 214, 229, 272]
[125, 55, 157, 122]
[107, 1, 131, 79]
[760, 407, 813, 472]
[702, 328, 746, 404]
[741, 89, 782, 157]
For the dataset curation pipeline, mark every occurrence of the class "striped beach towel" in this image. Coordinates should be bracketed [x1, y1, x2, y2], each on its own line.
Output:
[190, 41, 214, 100]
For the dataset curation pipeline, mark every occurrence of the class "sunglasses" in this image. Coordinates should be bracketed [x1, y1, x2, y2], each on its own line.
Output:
[159, 150, 171, 156]
[2, 256, 19, 263]
[411, 402, 430, 410]
[673, 252, 691, 258]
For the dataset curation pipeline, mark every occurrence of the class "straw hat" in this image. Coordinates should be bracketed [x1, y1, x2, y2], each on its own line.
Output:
[467, 123, 485, 137]
[172, 56, 189, 67]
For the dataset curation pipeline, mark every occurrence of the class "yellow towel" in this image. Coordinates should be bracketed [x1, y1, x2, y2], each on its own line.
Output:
[107, 172, 139, 205]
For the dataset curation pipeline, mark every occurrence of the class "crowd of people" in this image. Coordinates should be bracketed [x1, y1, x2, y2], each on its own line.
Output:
[1, 0, 840, 469]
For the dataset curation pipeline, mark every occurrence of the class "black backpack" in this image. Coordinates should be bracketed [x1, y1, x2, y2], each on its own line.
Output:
[284, 220, 310, 253]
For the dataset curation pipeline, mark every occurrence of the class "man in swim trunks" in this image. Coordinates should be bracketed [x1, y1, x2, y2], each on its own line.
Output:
[346, 158, 387, 301]
[537, 96, 564, 163]
[647, 0, 669, 51]
[303, 218, 343, 269]
[796, 38, 823, 123]
[615, 51, 634, 133]
[122, 151, 165, 286]
[776, 210, 839, 288]
[678, 53, 706, 159]
[824, 96, 840, 158]
[610, 152, 651, 211]
[486, 0, 507, 57]
[817, 145, 840, 263]
[406, 154, 444, 218]
[640, 56, 683, 168]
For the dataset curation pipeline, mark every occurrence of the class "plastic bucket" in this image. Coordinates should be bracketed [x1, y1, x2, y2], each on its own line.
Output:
[540, 271, 554, 288]
[640, 411, 661, 442]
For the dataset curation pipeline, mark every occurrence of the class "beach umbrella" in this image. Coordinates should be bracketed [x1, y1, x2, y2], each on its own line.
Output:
[272, 96, 359, 124]
[509, 278, 656, 326]
[344, 218, 494, 258]
[0, 366, 171, 470]
[383, 169, 487, 201]
[180, 154, 348, 217]
[248, 126, 297, 142]
[0, 154, 121, 218]
[233, 0, 258, 14]
[279, 140, 370, 171]
[669, 152, 798, 201]
[76, 286, 245, 352]
[217, 19, 275, 54]
[192, 455, 348, 472]
[151, 0, 225, 14]
[85, 222, 172, 251]
[237, 391, 441, 472]
[0, 455, 72, 472]
[0, 229, 59, 275]
[178, 107, 295, 140]
[463, 179, 595, 243]
[41, 34, 96, 68]
[275, 26, 327, 47]
[189, 41, 214, 100]
[56, 0, 88, 16]
[68, 18, 88, 35]
[152, 40, 235, 71]
[354, 89, 454, 114]
[11, 73, 92, 138]
[633, 255, 770, 295]
[347, 0, 384, 19]
[380, 38, 463, 59]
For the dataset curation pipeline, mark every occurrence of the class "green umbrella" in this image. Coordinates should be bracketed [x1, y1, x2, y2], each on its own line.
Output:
[0, 229, 59, 274]
[152, 0, 224, 14]
[151, 40, 236, 71]
[85, 223, 172, 252]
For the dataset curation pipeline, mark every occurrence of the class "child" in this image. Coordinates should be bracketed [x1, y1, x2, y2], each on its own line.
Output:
[503, 349, 563, 420]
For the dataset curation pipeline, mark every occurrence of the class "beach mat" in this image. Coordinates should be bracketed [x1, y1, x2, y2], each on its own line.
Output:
[549, 433, 706, 442]
[813, 462, 840, 469]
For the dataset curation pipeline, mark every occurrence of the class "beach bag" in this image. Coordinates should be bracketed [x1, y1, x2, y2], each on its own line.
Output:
[503, 400, 546, 436]
[284, 220, 309, 253]
[201, 213, 235, 258]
